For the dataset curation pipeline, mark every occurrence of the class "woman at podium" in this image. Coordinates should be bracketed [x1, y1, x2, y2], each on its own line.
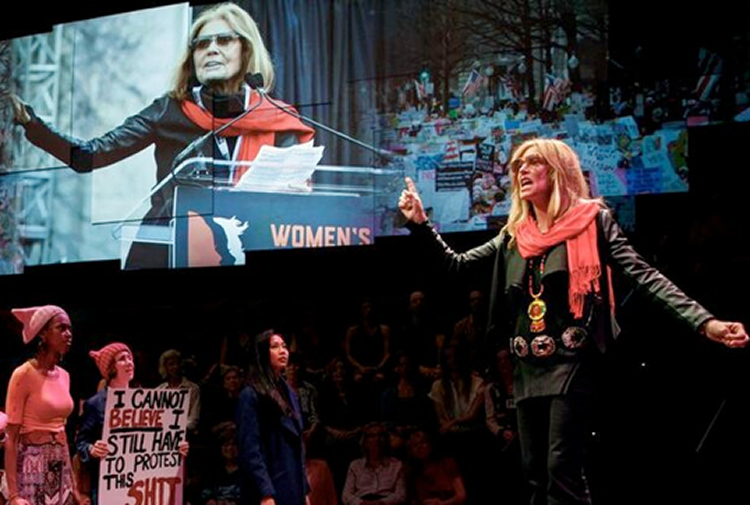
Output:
[12, 2, 314, 269]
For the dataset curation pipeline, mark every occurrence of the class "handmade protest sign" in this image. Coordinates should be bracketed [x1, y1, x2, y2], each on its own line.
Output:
[100, 388, 190, 505]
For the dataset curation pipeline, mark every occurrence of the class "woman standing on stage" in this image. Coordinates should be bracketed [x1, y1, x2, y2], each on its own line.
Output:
[237, 330, 310, 505]
[398, 138, 748, 504]
[4, 305, 82, 505]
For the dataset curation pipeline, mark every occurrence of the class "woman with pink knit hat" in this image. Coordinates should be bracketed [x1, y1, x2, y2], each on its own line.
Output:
[4, 305, 83, 505]
[75, 342, 188, 505]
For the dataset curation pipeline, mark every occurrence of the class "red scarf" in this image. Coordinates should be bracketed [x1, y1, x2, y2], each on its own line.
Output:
[181, 92, 315, 185]
[515, 201, 613, 318]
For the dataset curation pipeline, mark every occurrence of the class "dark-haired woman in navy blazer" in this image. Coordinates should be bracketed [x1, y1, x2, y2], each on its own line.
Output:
[238, 330, 310, 505]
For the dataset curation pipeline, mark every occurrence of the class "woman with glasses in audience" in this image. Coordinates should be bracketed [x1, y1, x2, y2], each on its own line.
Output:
[11, 2, 314, 269]
[398, 138, 748, 504]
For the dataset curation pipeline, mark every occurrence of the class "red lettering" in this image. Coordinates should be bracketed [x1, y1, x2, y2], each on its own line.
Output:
[127, 477, 182, 505]
[109, 409, 165, 429]
[110, 409, 121, 429]
[127, 480, 143, 505]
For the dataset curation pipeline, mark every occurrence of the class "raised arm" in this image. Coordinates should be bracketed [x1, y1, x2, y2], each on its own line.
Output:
[398, 177, 501, 276]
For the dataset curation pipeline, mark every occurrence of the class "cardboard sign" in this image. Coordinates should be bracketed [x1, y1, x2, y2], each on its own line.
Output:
[99, 388, 190, 505]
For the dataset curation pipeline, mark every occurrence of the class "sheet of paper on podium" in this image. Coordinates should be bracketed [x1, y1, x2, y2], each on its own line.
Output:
[234, 141, 325, 192]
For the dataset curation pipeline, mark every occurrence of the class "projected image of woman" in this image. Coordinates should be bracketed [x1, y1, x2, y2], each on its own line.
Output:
[11, 2, 314, 269]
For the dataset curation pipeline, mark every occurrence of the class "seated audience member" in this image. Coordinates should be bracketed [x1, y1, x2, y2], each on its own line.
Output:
[406, 430, 466, 505]
[318, 357, 367, 492]
[286, 352, 321, 443]
[200, 423, 241, 505]
[450, 290, 487, 373]
[396, 291, 445, 381]
[342, 422, 406, 505]
[380, 352, 434, 454]
[157, 349, 202, 434]
[303, 413, 338, 505]
[428, 346, 485, 436]
[201, 365, 244, 435]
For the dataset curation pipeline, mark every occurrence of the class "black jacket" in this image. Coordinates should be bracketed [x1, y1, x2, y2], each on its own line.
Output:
[406, 208, 713, 354]
[22, 94, 298, 221]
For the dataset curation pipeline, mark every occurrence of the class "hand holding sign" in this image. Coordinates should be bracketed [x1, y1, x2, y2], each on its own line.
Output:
[90, 439, 109, 458]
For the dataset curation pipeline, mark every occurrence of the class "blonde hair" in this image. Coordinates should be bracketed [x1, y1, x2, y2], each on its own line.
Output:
[158, 349, 181, 379]
[503, 138, 598, 244]
[169, 3, 275, 101]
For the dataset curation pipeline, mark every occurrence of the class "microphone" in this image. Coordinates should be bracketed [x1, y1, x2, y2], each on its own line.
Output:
[170, 75, 267, 180]
[244, 72, 265, 91]
[245, 73, 397, 162]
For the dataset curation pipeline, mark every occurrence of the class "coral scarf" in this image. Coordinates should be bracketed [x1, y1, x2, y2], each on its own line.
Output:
[181, 92, 315, 184]
[515, 201, 612, 318]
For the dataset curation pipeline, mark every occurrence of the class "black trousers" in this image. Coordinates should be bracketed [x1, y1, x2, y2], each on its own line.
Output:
[516, 394, 594, 505]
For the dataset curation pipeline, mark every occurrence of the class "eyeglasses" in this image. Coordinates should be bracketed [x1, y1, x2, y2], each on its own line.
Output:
[191, 32, 240, 51]
[510, 153, 546, 173]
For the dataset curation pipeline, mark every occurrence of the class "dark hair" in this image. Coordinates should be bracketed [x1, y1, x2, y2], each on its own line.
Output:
[248, 330, 294, 416]
[393, 350, 419, 384]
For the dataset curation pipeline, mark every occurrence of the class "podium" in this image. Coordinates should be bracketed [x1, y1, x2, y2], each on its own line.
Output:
[115, 158, 400, 269]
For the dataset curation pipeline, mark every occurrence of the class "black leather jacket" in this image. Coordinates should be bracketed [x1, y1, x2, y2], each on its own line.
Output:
[406, 208, 714, 354]
[21, 94, 297, 220]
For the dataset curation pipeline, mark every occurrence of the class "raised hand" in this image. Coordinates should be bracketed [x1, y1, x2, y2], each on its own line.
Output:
[9, 94, 31, 125]
[398, 177, 428, 224]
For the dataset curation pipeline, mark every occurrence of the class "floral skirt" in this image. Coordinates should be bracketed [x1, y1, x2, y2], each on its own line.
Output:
[17, 440, 75, 505]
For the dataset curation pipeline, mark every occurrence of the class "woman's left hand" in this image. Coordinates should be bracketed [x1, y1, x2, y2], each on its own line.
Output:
[178, 440, 190, 457]
[703, 320, 749, 348]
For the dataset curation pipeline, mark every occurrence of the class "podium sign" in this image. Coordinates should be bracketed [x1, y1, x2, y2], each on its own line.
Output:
[173, 185, 375, 268]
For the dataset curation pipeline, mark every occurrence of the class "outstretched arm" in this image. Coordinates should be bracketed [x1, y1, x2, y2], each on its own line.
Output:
[13, 94, 161, 173]
[601, 209, 748, 348]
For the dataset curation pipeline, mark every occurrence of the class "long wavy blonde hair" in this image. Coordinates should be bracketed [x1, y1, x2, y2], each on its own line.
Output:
[503, 138, 598, 244]
[169, 3, 275, 101]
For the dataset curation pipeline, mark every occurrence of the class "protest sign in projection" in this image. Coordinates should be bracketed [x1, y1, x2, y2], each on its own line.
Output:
[100, 388, 190, 505]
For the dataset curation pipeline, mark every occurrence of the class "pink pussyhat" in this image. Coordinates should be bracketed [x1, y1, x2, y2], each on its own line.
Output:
[89, 342, 132, 378]
[11, 305, 68, 344]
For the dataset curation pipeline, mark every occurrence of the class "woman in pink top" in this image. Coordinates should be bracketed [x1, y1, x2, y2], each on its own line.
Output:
[4, 305, 82, 505]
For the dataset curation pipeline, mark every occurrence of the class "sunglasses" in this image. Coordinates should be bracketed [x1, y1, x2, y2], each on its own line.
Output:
[191, 32, 240, 51]
[509, 153, 546, 173]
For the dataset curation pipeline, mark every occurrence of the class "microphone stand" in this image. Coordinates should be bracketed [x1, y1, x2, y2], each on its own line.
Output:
[169, 90, 267, 182]
[113, 87, 266, 239]
[252, 86, 397, 163]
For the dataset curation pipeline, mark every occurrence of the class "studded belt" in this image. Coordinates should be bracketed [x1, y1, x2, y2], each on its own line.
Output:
[512, 326, 589, 358]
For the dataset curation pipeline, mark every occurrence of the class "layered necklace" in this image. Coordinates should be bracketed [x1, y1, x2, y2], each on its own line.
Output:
[527, 254, 547, 333]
